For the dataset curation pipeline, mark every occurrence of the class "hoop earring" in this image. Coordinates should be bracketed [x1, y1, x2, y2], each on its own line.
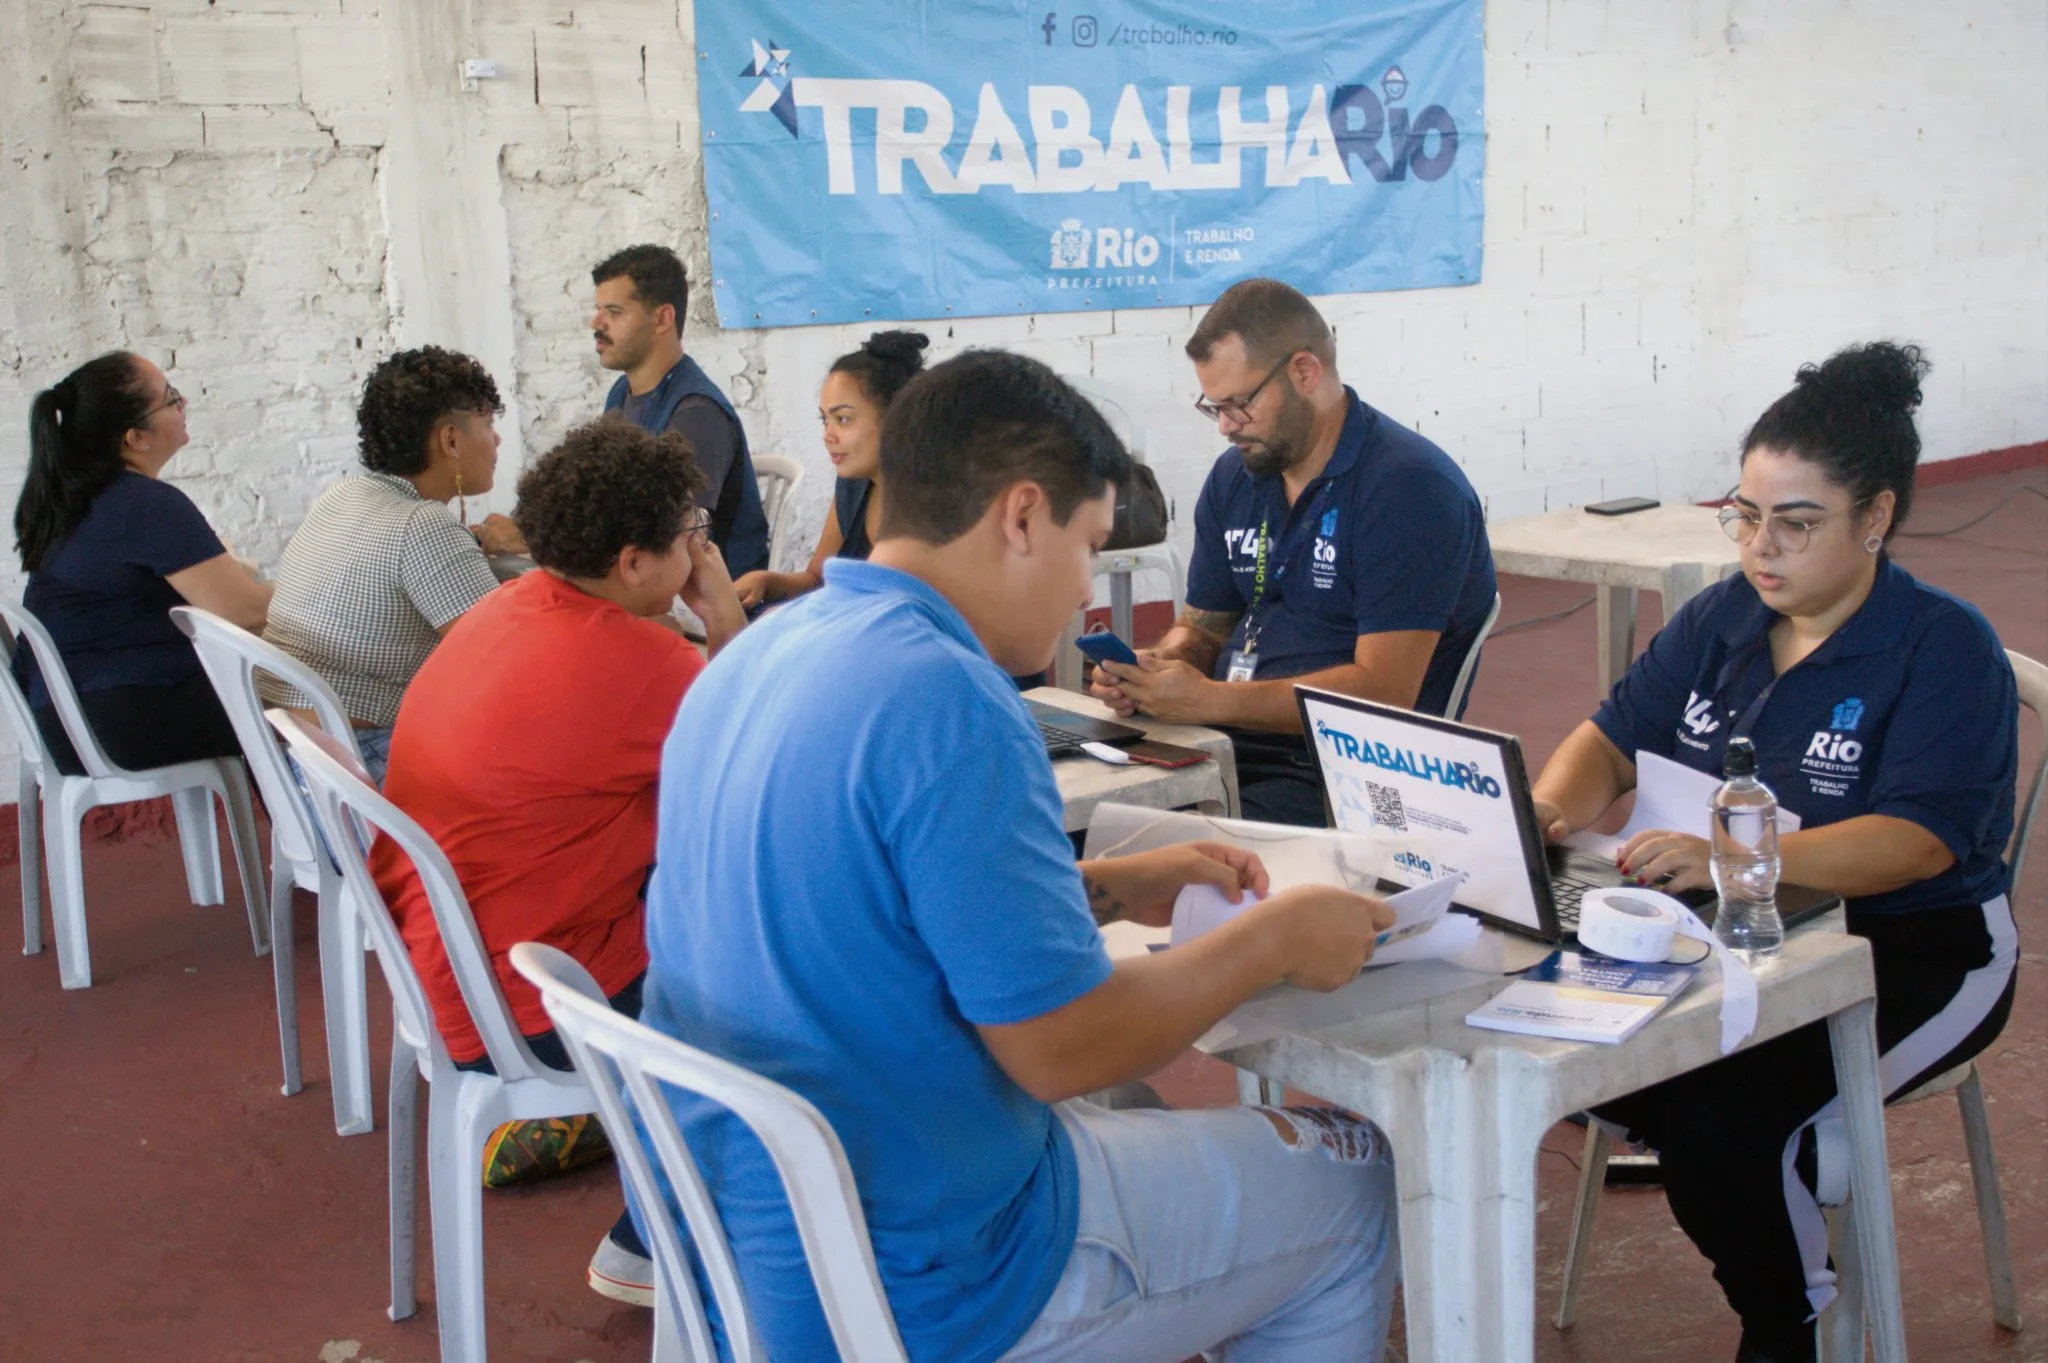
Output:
[1863, 534, 1883, 554]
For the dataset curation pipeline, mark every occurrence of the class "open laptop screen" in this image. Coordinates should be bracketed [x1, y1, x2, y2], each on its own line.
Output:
[1296, 686, 1553, 937]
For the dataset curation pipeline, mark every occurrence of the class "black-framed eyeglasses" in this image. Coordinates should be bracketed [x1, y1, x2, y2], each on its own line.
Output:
[682, 507, 712, 540]
[142, 384, 186, 420]
[1193, 355, 1294, 424]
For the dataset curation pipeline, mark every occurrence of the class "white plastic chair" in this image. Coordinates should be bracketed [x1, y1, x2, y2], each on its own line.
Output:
[753, 453, 805, 573]
[1555, 648, 2045, 1348]
[173, 607, 374, 1135]
[271, 710, 595, 1363]
[508, 941, 909, 1363]
[1442, 591, 1503, 719]
[0, 597, 265, 988]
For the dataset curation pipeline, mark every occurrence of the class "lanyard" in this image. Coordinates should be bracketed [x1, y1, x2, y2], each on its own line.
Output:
[1241, 516, 1272, 653]
[1713, 636, 1781, 743]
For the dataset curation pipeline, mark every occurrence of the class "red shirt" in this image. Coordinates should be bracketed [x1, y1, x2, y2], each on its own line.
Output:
[371, 571, 702, 1062]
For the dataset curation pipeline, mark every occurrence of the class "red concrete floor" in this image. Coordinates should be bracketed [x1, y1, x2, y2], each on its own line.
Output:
[0, 466, 2040, 1362]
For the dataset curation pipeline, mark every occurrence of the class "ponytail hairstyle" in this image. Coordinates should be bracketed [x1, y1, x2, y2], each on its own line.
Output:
[16, 351, 153, 571]
[828, 329, 931, 412]
[1741, 341, 1930, 542]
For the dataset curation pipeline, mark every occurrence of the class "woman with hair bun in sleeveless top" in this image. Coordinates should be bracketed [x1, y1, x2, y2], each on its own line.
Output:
[732, 329, 928, 609]
[1530, 342, 2020, 1363]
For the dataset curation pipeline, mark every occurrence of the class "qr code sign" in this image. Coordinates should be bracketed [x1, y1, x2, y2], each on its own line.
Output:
[1365, 781, 1407, 831]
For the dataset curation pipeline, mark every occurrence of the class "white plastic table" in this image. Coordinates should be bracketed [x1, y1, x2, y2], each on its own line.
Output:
[1205, 912, 1907, 1363]
[1033, 687, 1240, 833]
[1486, 504, 1744, 692]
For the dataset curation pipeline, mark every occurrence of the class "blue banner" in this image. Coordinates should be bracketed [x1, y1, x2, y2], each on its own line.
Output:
[697, 1, 1485, 329]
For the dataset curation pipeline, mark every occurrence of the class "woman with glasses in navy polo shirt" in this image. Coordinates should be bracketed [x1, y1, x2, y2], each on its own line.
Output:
[1530, 342, 2019, 1363]
[13, 353, 272, 775]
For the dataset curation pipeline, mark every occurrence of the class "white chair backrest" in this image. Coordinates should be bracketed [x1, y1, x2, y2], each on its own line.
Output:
[2006, 649, 2046, 893]
[1442, 591, 1504, 719]
[270, 710, 554, 1083]
[173, 607, 359, 869]
[753, 453, 805, 572]
[1060, 374, 1150, 465]
[0, 616, 54, 782]
[0, 597, 132, 780]
[510, 942, 908, 1363]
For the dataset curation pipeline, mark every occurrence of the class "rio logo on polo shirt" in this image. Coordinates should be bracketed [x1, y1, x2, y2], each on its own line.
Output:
[1310, 508, 1339, 589]
[1802, 696, 1866, 797]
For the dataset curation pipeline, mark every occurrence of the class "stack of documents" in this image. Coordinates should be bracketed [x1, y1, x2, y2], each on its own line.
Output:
[1466, 950, 1698, 1044]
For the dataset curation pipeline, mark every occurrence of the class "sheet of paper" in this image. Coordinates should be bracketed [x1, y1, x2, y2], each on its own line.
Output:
[1169, 872, 1465, 950]
[1564, 750, 1802, 859]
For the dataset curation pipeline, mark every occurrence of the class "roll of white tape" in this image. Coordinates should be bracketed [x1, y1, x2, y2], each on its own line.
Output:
[1577, 887, 1684, 962]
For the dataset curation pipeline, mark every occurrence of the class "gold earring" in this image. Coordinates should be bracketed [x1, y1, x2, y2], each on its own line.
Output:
[454, 461, 466, 525]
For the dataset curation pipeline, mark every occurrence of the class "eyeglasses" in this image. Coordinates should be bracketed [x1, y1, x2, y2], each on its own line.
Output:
[682, 508, 712, 541]
[1193, 355, 1294, 424]
[142, 384, 186, 420]
[1716, 503, 1856, 554]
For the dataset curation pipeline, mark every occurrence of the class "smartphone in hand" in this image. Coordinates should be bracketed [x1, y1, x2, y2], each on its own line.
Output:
[1074, 631, 1140, 667]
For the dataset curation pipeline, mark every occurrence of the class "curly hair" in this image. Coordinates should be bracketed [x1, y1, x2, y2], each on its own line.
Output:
[514, 420, 707, 579]
[357, 346, 504, 476]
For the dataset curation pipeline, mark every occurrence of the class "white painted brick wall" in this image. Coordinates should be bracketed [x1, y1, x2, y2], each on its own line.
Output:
[0, 0, 2043, 802]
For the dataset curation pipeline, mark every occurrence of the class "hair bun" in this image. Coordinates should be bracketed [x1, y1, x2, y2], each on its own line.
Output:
[1795, 341, 1929, 418]
[860, 330, 929, 370]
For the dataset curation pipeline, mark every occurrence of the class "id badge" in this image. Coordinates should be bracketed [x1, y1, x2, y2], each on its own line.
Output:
[1224, 649, 1258, 683]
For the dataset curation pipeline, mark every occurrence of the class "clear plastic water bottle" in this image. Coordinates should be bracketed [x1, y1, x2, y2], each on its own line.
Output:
[1710, 736, 1784, 961]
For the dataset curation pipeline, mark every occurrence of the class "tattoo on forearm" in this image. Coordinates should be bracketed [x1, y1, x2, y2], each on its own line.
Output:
[1178, 605, 1241, 643]
[1157, 605, 1235, 672]
[1082, 873, 1127, 928]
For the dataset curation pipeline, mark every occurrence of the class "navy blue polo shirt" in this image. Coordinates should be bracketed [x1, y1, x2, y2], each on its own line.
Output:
[1184, 389, 1497, 718]
[16, 471, 224, 708]
[1594, 558, 2016, 917]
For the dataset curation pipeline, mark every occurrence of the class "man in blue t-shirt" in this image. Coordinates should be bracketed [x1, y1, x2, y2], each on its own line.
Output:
[1091, 279, 1498, 826]
[641, 350, 1401, 1362]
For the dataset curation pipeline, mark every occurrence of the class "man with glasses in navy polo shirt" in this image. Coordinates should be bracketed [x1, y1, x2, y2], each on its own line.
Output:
[1092, 278, 1498, 826]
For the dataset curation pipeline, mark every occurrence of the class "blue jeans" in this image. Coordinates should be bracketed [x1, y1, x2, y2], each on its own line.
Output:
[1001, 1102, 1399, 1362]
[353, 724, 392, 785]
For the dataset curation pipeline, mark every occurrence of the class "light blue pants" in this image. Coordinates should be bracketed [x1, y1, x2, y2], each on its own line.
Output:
[1001, 1102, 1399, 1362]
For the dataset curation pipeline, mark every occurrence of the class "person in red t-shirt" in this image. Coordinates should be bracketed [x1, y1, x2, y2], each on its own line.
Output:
[371, 418, 745, 1306]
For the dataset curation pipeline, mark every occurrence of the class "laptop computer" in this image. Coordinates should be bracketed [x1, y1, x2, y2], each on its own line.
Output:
[1292, 686, 1841, 944]
[1025, 698, 1147, 758]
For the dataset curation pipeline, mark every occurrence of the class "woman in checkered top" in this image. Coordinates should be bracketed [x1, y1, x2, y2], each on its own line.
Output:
[259, 347, 527, 782]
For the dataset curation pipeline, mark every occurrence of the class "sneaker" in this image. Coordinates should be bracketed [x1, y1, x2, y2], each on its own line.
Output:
[481, 1113, 613, 1188]
[588, 1231, 656, 1307]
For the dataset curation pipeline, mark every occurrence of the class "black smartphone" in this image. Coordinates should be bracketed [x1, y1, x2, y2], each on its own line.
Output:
[1584, 497, 1660, 516]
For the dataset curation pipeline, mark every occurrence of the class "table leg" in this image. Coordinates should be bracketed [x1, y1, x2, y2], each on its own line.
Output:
[1109, 567, 1135, 644]
[1052, 612, 1086, 692]
[1594, 585, 1636, 694]
[1381, 1052, 1547, 1362]
[1828, 999, 1908, 1363]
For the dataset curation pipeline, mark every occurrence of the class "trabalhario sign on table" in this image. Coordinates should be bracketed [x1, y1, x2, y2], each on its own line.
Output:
[697, 1, 1485, 328]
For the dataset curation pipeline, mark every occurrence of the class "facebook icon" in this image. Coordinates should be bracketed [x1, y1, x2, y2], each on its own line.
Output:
[1041, 11, 1057, 44]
